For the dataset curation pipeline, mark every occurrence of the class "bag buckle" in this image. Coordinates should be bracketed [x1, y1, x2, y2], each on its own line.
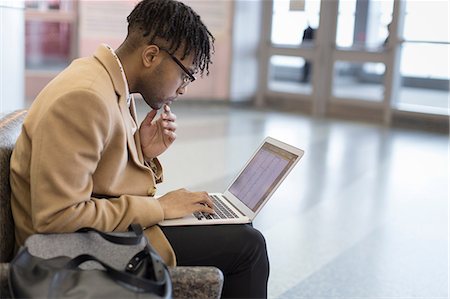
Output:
[125, 250, 147, 273]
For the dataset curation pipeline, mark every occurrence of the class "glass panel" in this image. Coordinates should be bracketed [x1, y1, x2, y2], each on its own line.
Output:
[268, 55, 313, 94]
[25, 20, 72, 70]
[336, 0, 394, 50]
[403, 1, 449, 43]
[332, 61, 385, 101]
[336, 0, 356, 48]
[401, 43, 449, 80]
[396, 0, 449, 115]
[271, 0, 320, 46]
[396, 43, 449, 115]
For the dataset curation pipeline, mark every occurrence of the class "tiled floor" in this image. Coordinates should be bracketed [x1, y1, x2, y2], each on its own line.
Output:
[135, 99, 448, 299]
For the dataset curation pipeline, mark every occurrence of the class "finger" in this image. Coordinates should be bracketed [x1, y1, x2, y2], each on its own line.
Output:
[164, 130, 177, 141]
[162, 112, 177, 122]
[162, 121, 177, 131]
[197, 204, 215, 215]
[142, 110, 158, 126]
[205, 197, 214, 210]
[164, 104, 171, 112]
[196, 192, 214, 209]
[197, 200, 215, 214]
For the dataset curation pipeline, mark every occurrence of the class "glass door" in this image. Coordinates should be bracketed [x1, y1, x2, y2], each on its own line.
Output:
[328, 0, 395, 122]
[259, 0, 396, 119]
[264, 0, 321, 108]
[395, 0, 449, 115]
[259, 0, 448, 126]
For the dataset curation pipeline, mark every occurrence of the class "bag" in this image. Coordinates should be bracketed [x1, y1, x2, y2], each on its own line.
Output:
[8, 224, 172, 299]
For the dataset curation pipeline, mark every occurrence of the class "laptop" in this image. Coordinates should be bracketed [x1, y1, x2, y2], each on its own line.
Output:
[159, 137, 304, 226]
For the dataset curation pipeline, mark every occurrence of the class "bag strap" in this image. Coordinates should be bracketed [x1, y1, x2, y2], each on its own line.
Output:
[63, 252, 167, 294]
[77, 223, 144, 245]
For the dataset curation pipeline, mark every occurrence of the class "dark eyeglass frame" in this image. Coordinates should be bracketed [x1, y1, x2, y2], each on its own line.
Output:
[159, 47, 196, 85]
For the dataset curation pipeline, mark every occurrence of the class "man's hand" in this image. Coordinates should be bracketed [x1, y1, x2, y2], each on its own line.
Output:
[158, 188, 215, 219]
[140, 105, 177, 159]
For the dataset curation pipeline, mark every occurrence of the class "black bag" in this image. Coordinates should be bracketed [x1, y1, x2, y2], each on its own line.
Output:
[8, 224, 171, 299]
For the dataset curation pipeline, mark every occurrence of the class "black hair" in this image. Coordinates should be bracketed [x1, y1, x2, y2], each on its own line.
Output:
[127, 0, 215, 75]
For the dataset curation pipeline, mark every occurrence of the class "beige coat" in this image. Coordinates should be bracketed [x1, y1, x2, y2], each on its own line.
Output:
[10, 45, 176, 266]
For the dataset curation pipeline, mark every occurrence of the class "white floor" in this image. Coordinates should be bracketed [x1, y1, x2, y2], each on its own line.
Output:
[135, 100, 448, 299]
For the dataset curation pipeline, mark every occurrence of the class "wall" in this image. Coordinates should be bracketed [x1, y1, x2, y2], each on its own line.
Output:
[181, 0, 233, 101]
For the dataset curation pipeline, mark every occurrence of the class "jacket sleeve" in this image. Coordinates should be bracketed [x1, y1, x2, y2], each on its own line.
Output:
[30, 90, 164, 233]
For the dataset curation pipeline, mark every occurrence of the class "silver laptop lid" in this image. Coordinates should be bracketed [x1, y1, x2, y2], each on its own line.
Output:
[224, 137, 304, 218]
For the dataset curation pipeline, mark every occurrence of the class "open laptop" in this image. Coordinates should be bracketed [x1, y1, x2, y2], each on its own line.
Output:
[159, 137, 304, 226]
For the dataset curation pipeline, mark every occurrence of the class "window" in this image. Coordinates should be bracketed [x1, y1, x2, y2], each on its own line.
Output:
[332, 61, 385, 102]
[268, 55, 313, 94]
[396, 0, 449, 115]
[271, 0, 321, 46]
[336, 0, 394, 50]
[24, 0, 76, 71]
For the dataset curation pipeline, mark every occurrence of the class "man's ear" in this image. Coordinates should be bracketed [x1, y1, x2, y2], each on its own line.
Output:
[142, 45, 160, 67]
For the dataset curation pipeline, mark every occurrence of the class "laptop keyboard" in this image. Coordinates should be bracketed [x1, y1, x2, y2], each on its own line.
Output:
[193, 195, 239, 220]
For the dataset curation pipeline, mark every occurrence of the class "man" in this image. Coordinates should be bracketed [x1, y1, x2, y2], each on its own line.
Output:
[10, 0, 269, 298]
[301, 25, 315, 83]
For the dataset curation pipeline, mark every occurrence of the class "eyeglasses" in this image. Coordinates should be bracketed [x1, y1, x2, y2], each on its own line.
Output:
[159, 48, 196, 87]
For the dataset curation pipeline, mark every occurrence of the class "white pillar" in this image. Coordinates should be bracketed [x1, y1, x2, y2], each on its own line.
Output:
[0, 1, 25, 113]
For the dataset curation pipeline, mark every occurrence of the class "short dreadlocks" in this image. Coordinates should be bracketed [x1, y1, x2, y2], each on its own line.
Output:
[127, 0, 215, 76]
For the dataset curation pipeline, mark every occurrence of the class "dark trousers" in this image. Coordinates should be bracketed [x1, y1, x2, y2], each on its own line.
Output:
[161, 224, 270, 299]
[302, 62, 311, 83]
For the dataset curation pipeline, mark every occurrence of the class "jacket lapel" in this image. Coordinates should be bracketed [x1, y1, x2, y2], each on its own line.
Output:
[118, 97, 145, 167]
[94, 44, 145, 168]
[129, 95, 145, 163]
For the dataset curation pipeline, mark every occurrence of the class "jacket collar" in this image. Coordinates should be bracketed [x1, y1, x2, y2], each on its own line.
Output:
[93, 44, 130, 102]
[94, 44, 149, 170]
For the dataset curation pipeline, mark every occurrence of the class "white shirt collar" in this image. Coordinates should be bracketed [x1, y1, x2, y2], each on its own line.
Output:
[105, 45, 131, 107]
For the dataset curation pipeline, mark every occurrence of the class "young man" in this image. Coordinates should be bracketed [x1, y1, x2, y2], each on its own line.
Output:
[10, 0, 269, 297]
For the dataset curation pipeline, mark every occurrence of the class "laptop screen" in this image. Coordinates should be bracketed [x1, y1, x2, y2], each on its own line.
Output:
[228, 142, 299, 212]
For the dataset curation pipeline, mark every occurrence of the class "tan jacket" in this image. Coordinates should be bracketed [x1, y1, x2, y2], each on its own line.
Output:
[10, 45, 176, 266]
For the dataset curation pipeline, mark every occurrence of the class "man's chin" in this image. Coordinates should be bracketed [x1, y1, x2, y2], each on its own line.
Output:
[146, 101, 163, 110]
[144, 97, 171, 110]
